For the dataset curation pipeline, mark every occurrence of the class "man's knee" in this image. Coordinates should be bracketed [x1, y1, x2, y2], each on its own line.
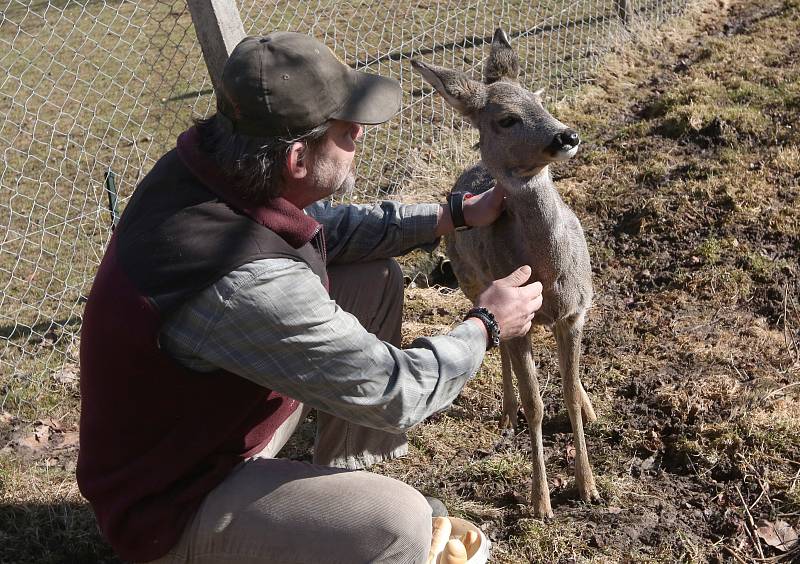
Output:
[363, 476, 432, 562]
[363, 258, 404, 304]
[382, 258, 404, 297]
[326, 258, 405, 345]
[380, 258, 404, 347]
[380, 258, 405, 321]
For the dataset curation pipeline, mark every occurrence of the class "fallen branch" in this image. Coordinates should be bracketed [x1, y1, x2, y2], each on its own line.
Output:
[736, 485, 765, 560]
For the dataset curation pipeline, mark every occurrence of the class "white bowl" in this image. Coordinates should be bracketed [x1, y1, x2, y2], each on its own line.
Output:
[439, 516, 491, 564]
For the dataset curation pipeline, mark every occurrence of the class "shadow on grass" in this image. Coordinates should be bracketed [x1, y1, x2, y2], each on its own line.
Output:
[0, 315, 82, 342]
[0, 502, 119, 564]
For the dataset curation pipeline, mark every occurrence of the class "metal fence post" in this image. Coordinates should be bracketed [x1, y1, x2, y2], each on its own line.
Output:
[616, 0, 632, 26]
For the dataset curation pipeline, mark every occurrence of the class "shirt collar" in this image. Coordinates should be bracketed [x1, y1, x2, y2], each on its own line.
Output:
[176, 126, 320, 249]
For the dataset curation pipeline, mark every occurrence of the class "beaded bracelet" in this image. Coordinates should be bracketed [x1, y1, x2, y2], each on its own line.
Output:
[464, 306, 501, 349]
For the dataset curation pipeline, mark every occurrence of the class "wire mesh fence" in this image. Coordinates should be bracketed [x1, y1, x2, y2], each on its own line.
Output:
[0, 0, 689, 417]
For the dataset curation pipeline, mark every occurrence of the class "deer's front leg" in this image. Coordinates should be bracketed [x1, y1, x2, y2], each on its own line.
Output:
[506, 334, 552, 519]
[499, 343, 518, 430]
[555, 314, 600, 503]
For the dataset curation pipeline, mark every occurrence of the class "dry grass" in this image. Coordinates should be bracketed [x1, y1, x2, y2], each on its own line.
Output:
[384, 0, 800, 561]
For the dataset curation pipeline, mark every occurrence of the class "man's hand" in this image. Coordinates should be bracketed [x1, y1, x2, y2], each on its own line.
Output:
[474, 265, 543, 340]
[435, 184, 507, 237]
[462, 184, 506, 228]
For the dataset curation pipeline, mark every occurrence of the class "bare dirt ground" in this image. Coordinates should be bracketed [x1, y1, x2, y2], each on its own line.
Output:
[1, 0, 798, 562]
[380, 0, 799, 561]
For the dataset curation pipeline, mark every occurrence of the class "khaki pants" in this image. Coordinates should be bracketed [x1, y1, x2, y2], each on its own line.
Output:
[150, 260, 431, 563]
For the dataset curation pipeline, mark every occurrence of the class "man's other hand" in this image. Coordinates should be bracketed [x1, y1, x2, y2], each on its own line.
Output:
[462, 184, 506, 228]
[476, 265, 543, 339]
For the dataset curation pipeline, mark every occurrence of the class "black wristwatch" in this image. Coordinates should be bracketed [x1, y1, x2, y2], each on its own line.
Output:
[465, 306, 501, 349]
[447, 191, 473, 231]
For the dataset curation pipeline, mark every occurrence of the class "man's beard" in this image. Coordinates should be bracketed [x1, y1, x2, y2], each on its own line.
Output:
[312, 157, 356, 199]
[334, 169, 356, 197]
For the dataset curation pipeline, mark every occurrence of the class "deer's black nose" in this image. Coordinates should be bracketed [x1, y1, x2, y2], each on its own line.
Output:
[552, 129, 580, 150]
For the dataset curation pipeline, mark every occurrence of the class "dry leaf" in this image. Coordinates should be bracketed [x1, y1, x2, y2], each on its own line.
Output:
[607, 506, 624, 514]
[755, 519, 798, 552]
[34, 422, 52, 442]
[0, 411, 15, 427]
[16, 427, 50, 453]
[57, 431, 80, 449]
[565, 444, 576, 462]
[52, 363, 79, 385]
[37, 418, 62, 432]
[12, 421, 78, 455]
[640, 454, 658, 471]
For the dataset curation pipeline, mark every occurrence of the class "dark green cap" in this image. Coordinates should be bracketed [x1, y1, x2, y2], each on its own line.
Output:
[217, 32, 402, 137]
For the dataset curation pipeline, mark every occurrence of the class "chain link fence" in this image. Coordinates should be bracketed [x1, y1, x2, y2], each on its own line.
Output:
[0, 0, 689, 417]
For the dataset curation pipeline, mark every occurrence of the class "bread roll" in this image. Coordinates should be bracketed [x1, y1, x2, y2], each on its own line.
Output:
[461, 529, 480, 556]
[426, 516, 452, 564]
[439, 539, 468, 564]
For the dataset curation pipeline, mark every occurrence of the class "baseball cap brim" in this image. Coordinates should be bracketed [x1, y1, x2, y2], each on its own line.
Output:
[330, 70, 402, 125]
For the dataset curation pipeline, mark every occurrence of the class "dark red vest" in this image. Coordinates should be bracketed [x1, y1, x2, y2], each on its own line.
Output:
[78, 128, 327, 562]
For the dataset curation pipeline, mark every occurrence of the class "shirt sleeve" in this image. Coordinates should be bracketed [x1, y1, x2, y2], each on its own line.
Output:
[159, 257, 486, 433]
[305, 200, 441, 264]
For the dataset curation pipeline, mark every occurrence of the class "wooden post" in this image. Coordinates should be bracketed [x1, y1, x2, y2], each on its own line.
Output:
[186, 0, 246, 96]
[615, 0, 631, 26]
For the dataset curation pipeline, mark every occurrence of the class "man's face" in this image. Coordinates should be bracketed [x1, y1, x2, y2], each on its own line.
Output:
[307, 119, 363, 199]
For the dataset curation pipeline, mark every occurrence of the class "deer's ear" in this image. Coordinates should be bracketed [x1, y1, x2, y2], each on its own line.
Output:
[483, 27, 520, 84]
[411, 60, 487, 119]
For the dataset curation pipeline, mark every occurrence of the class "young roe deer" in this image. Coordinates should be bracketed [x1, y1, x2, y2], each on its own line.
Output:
[412, 28, 599, 518]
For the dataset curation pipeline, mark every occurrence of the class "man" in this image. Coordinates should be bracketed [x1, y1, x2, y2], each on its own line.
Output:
[78, 32, 543, 563]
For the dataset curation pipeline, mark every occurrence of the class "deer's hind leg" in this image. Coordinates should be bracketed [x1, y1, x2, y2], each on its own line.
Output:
[506, 334, 552, 519]
[499, 343, 518, 430]
[555, 313, 600, 503]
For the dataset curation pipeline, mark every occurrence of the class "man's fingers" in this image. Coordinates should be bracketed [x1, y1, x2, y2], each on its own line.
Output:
[514, 281, 542, 302]
[530, 294, 543, 313]
[523, 296, 543, 323]
[496, 265, 532, 288]
[491, 183, 507, 203]
[520, 280, 543, 299]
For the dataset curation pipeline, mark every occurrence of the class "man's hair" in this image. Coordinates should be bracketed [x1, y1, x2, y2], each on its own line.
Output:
[194, 114, 330, 204]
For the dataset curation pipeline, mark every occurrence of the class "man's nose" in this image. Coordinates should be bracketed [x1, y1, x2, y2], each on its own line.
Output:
[352, 123, 364, 142]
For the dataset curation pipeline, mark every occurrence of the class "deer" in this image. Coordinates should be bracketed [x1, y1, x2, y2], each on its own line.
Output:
[411, 28, 599, 519]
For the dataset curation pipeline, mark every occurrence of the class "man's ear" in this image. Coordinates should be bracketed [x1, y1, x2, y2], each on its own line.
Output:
[411, 60, 487, 120]
[285, 141, 309, 180]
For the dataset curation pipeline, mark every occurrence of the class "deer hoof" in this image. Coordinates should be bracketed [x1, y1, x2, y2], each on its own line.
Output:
[579, 487, 602, 505]
[532, 505, 554, 521]
[499, 409, 517, 430]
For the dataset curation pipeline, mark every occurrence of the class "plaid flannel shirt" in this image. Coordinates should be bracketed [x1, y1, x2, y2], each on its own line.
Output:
[159, 200, 486, 432]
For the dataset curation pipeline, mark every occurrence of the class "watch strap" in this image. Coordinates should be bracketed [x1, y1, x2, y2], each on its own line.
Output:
[447, 191, 472, 231]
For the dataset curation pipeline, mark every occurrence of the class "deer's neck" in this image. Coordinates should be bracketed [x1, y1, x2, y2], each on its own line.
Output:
[503, 167, 563, 232]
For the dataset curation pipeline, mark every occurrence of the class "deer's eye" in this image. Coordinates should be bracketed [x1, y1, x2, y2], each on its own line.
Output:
[498, 116, 520, 128]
